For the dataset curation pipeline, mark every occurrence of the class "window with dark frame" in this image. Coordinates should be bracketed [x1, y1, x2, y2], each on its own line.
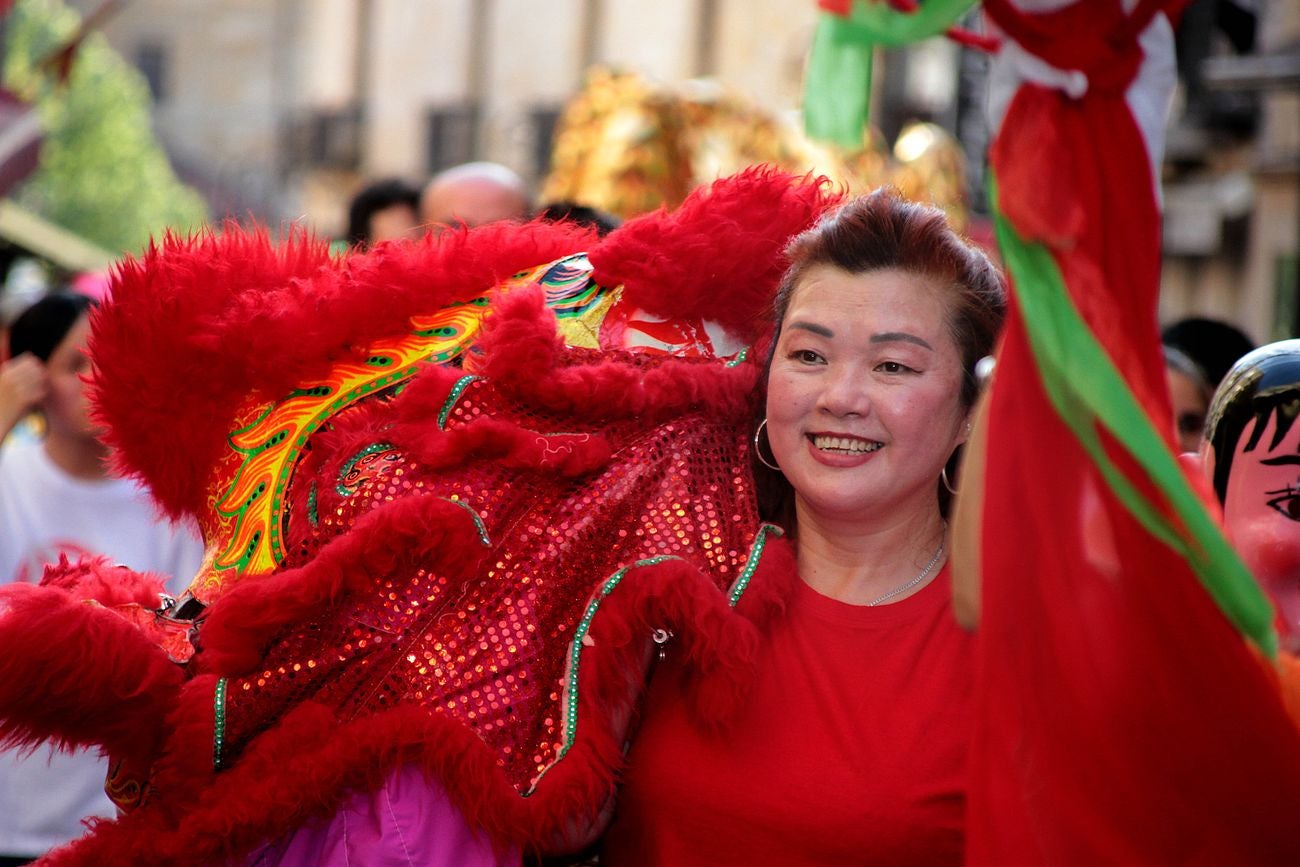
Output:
[529, 106, 562, 181]
[425, 105, 481, 174]
[136, 42, 168, 103]
[281, 106, 362, 170]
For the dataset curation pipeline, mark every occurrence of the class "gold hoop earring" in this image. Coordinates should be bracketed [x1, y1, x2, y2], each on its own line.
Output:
[753, 419, 781, 471]
[941, 465, 958, 495]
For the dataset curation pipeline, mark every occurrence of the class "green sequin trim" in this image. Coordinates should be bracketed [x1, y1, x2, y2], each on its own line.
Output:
[724, 347, 749, 367]
[727, 523, 781, 606]
[442, 497, 491, 547]
[335, 442, 396, 496]
[306, 482, 319, 527]
[524, 525, 780, 795]
[438, 375, 480, 430]
[526, 555, 674, 796]
[213, 678, 228, 770]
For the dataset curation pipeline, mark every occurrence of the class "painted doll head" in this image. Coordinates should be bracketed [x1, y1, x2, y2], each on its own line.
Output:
[1202, 339, 1300, 651]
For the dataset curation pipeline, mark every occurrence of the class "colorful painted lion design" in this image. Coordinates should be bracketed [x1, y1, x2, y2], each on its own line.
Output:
[0, 168, 839, 865]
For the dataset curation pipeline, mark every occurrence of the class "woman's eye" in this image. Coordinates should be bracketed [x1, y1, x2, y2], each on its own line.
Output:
[1266, 493, 1300, 523]
[790, 349, 824, 364]
[876, 361, 914, 374]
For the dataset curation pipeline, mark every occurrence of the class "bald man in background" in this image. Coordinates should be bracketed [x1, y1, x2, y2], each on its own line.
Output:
[420, 161, 532, 231]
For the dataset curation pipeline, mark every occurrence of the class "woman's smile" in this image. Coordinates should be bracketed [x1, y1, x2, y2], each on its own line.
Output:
[806, 432, 884, 467]
[766, 265, 968, 524]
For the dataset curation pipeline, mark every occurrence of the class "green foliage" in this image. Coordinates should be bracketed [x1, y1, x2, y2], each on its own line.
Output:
[4, 0, 209, 256]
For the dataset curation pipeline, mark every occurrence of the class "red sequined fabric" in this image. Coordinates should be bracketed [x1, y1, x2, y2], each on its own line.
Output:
[218, 350, 764, 795]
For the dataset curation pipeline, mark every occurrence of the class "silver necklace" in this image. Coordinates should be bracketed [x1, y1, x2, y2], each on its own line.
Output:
[866, 531, 947, 606]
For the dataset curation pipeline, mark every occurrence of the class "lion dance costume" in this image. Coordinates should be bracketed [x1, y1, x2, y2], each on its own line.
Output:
[0, 169, 840, 865]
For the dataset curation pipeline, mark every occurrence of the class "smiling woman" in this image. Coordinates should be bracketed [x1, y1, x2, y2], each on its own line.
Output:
[765, 265, 967, 580]
[604, 189, 1006, 866]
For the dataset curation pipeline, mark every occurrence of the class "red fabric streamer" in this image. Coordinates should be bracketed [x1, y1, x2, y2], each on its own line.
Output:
[817, 0, 853, 15]
[969, 313, 1300, 865]
[945, 25, 1000, 53]
[970, 1, 1300, 862]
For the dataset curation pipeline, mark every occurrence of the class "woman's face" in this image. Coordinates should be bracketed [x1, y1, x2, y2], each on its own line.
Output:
[42, 314, 98, 439]
[765, 265, 968, 526]
[1166, 364, 1208, 453]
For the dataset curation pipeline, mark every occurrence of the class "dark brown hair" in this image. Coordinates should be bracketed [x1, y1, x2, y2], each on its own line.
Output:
[8, 292, 95, 363]
[756, 188, 1007, 526]
[345, 177, 421, 247]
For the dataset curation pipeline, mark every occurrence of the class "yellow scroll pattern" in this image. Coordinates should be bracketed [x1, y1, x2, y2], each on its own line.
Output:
[189, 255, 614, 604]
[189, 303, 487, 603]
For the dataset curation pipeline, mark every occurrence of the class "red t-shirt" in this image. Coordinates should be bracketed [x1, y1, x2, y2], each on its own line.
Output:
[603, 565, 973, 866]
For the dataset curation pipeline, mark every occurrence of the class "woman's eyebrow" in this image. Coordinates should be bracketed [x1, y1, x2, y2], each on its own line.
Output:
[871, 331, 934, 351]
[788, 321, 833, 338]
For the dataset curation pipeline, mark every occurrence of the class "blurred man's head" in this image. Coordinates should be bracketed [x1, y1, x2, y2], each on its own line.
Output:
[1162, 316, 1255, 389]
[420, 162, 531, 231]
[345, 178, 422, 247]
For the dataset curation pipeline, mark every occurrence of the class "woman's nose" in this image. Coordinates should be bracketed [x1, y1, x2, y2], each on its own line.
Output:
[817, 365, 871, 417]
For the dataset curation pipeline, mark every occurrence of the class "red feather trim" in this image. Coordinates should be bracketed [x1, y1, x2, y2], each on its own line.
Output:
[478, 287, 761, 421]
[0, 582, 183, 768]
[90, 225, 336, 522]
[38, 554, 168, 608]
[731, 533, 796, 631]
[143, 673, 220, 821]
[588, 166, 843, 341]
[34, 544, 783, 866]
[196, 494, 493, 675]
[91, 219, 595, 521]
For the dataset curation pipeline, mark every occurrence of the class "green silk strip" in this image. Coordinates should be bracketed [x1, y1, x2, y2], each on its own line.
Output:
[804, 0, 978, 148]
[989, 173, 1279, 657]
[804, 15, 875, 149]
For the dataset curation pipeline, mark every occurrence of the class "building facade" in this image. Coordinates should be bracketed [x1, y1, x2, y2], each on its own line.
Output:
[91, 0, 1296, 339]
[96, 0, 819, 236]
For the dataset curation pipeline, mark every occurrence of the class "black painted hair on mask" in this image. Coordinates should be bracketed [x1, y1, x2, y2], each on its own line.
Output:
[1204, 340, 1300, 503]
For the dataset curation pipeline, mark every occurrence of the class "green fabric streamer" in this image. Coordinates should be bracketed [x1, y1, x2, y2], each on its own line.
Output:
[803, 0, 979, 147]
[804, 15, 875, 149]
[989, 173, 1279, 657]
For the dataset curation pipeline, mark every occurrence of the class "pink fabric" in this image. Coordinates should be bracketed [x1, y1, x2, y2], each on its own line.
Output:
[241, 764, 518, 867]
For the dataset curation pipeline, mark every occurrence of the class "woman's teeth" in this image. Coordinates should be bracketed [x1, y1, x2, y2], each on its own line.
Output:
[812, 435, 882, 454]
